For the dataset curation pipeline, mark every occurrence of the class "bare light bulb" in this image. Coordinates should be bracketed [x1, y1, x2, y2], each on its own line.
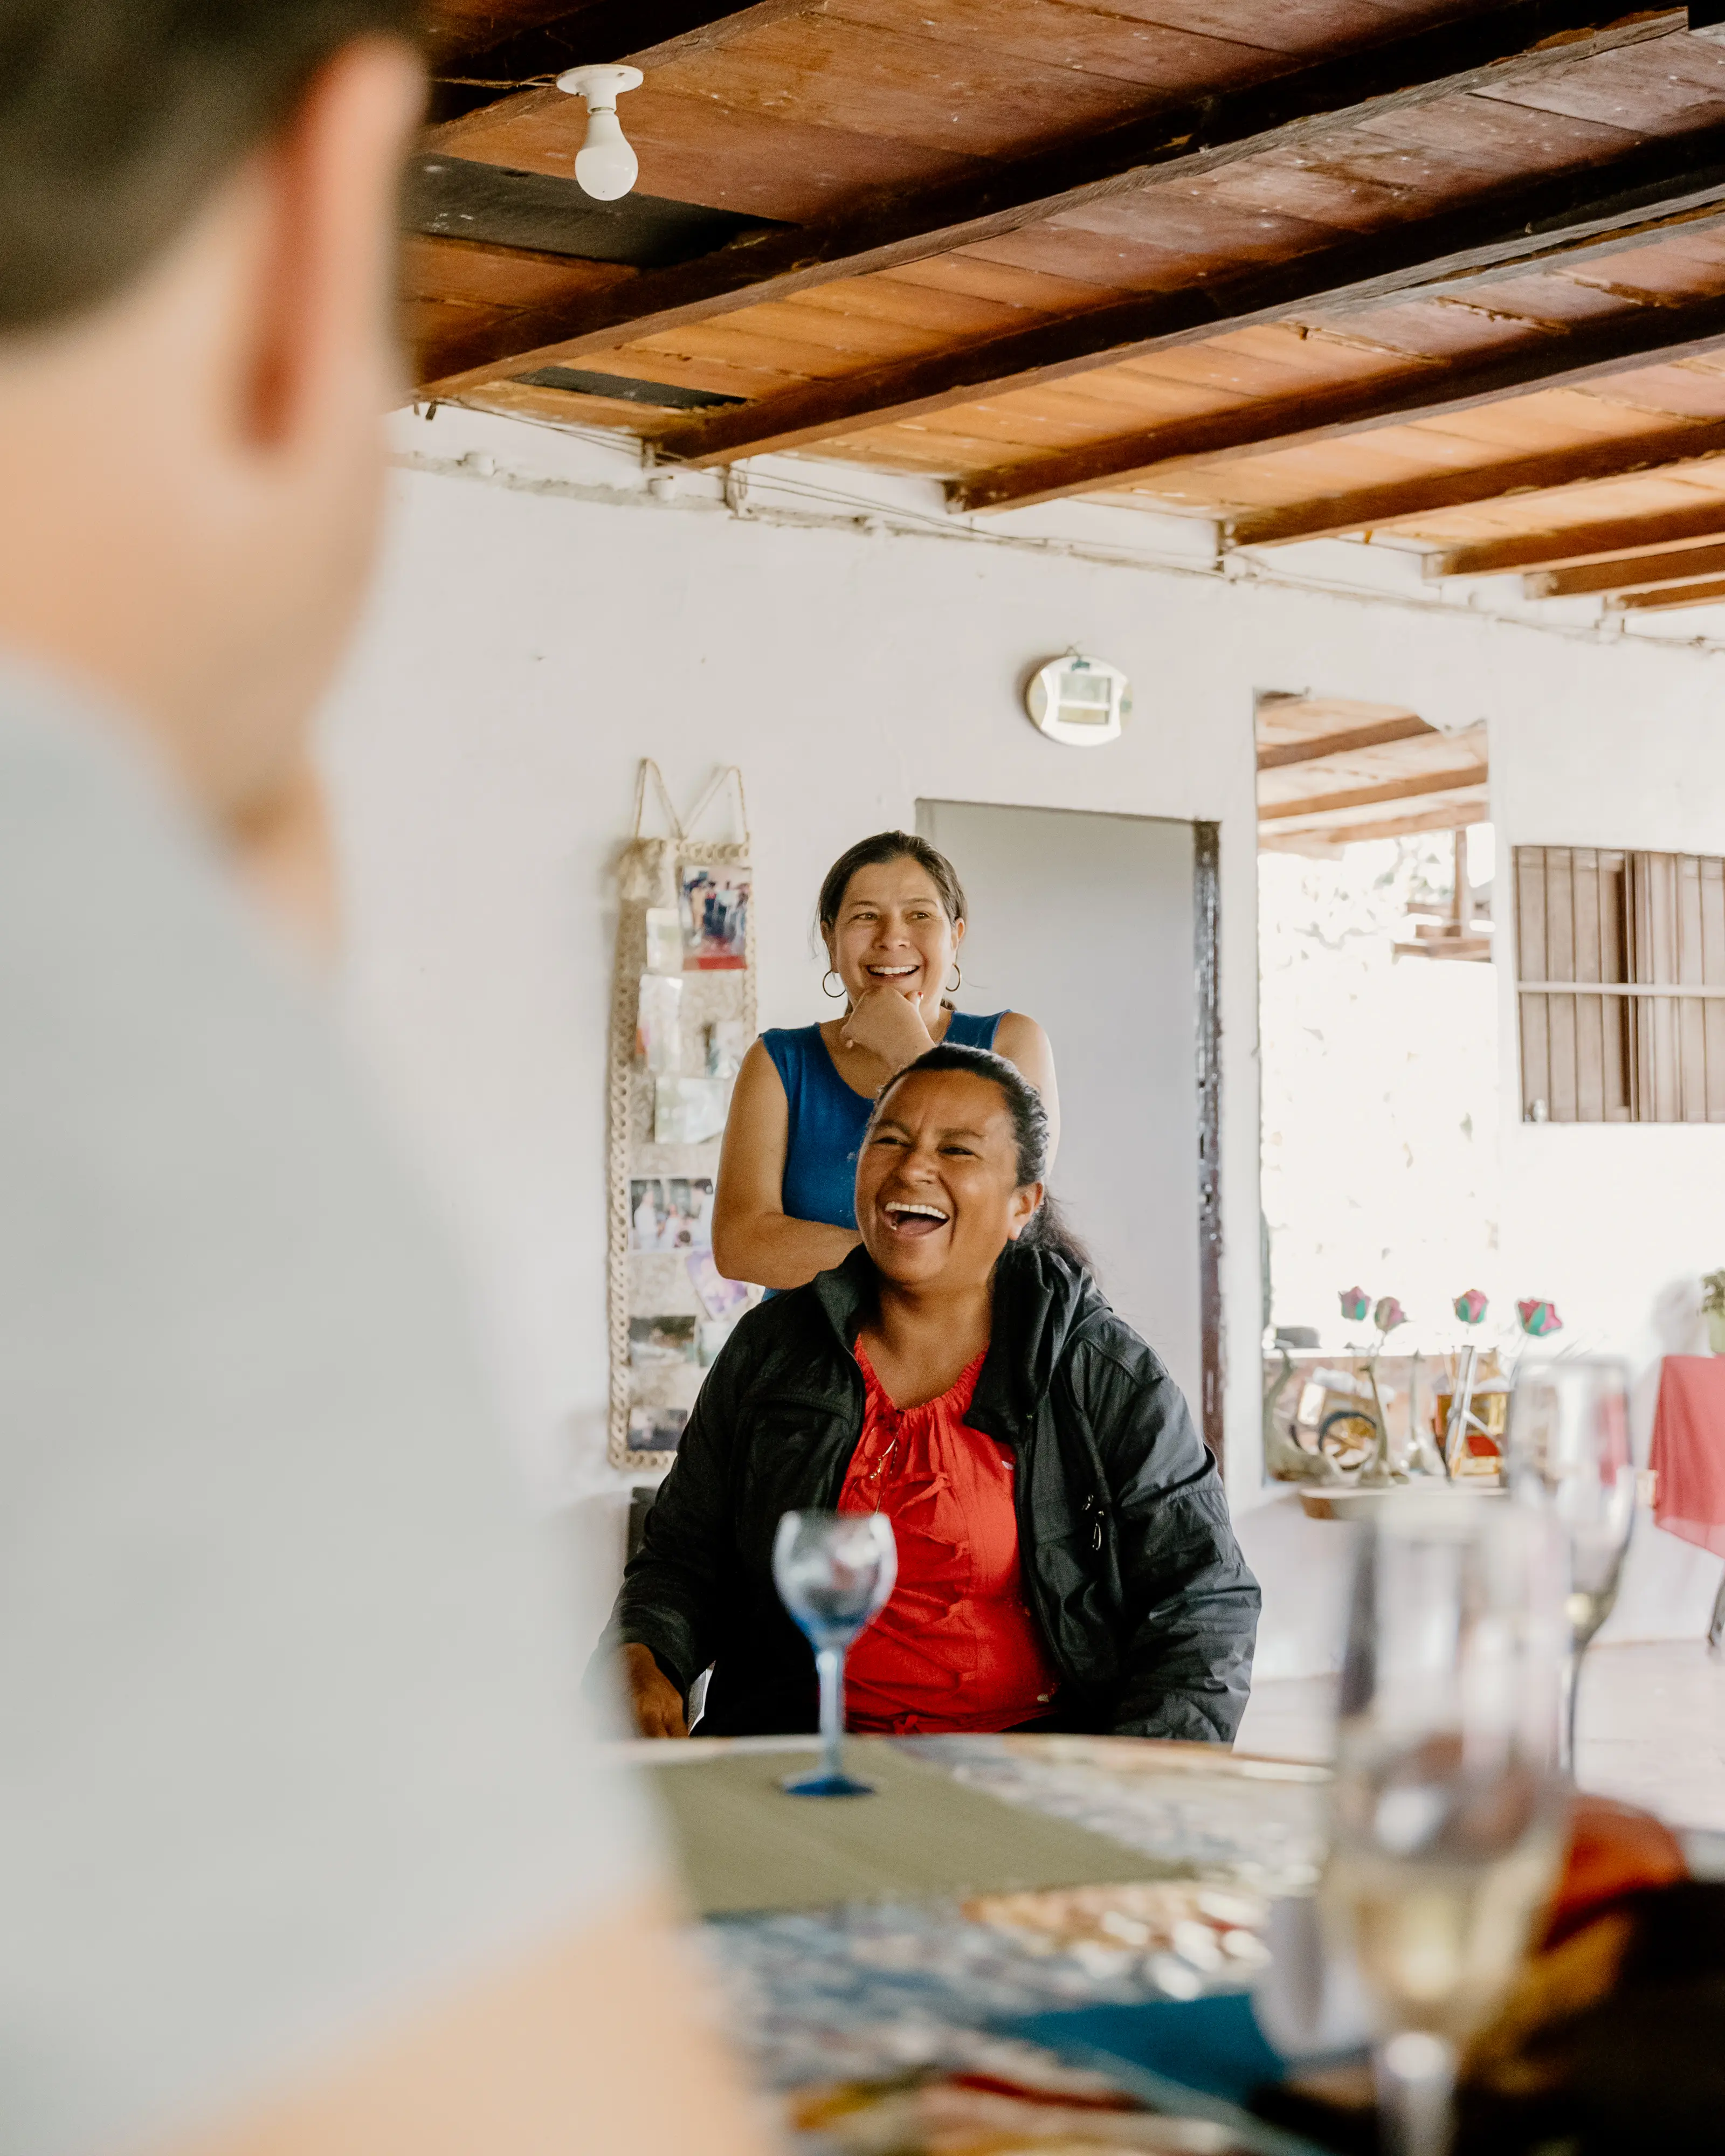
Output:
[555, 64, 643, 202]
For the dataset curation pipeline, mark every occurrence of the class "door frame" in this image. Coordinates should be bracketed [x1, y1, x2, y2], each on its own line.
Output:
[917, 797, 1226, 1467]
[1195, 821, 1224, 1467]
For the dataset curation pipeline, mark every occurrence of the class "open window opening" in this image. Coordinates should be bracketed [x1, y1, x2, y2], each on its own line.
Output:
[1255, 693, 1504, 1487]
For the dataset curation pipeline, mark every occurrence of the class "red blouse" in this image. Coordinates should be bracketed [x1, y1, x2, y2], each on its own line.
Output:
[837, 1344, 1061, 1736]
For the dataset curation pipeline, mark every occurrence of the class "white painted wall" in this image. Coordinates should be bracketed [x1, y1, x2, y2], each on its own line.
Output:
[321, 406, 1725, 1647]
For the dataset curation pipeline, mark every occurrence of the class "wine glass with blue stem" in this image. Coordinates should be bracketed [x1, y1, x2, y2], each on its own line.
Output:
[772, 1510, 897, 1798]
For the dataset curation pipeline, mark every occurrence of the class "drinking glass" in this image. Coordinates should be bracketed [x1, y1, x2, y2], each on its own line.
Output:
[772, 1510, 897, 1798]
[1321, 1495, 1570, 2156]
[1506, 1356, 1635, 1773]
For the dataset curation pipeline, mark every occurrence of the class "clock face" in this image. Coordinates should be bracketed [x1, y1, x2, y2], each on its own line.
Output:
[1025, 655, 1130, 747]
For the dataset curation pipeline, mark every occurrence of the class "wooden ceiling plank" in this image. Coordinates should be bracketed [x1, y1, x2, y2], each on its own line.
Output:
[416, 0, 1690, 394]
[1259, 763, 1491, 820]
[1256, 714, 1435, 768]
[1429, 501, 1725, 576]
[1259, 796, 1492, 848]
[1608, 573, 1725, 610]
[953, 286, 1725, 515]
[402, 232, 636, 308]
[1528, 536, 1725, 596]
[430, 0, 827, 121]
[1223, 420, 1725, 546]
[639, 18, 1167, 163]
[657, 122, 1725, 469]
[433, 82, 993, 222]
[822, 0, 1300, 94]
[879, 253, 1122, 312]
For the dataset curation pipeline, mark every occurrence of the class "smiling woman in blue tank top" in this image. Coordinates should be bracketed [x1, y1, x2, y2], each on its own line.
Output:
[713, 831, 1060, 1293]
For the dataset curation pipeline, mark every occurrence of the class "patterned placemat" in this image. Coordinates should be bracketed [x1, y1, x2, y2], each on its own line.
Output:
[647, 1738, 1185, 1916]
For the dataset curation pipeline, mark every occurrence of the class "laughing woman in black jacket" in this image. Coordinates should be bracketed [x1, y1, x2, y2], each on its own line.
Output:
[611, 1043, 1259, 1746]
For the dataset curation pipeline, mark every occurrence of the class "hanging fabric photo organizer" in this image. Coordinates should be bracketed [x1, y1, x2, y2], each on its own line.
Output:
[608, 761, 758, 1471]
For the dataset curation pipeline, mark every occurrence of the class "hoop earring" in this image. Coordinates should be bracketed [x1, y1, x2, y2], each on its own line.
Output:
[822, 969, 846, 999]
[946, 963, 962, 994]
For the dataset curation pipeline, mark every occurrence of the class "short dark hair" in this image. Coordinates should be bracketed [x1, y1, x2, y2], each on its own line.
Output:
[816, 831, 967, 939]
[0, 1, 423, 335]
[868, 1042, 1093, 1273]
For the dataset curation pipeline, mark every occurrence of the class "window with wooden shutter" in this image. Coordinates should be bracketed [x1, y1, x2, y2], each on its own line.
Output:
[1515, 847, 1725, 1123]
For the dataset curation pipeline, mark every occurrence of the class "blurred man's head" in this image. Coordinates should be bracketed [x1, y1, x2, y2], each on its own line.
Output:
[0, 3, 424, 824]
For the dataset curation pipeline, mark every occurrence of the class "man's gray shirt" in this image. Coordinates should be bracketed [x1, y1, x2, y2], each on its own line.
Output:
[0, 666, 649, 2154]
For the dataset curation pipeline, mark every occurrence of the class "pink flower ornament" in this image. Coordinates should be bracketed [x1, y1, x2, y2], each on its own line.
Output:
[1454, 1289, 1488, 1326]
[1373, 1296, 1407, 1333]
[1517, 1298, 1563, 1337]
[1339, 1286, 1370, 1323]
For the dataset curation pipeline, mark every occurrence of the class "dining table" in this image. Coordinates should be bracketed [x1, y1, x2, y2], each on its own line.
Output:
[622, 1730, 1337, 2153]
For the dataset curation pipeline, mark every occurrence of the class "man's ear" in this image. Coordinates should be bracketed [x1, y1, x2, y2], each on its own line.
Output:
[243, 37, 425, 450]
[1005, 1182, 1045, 1241]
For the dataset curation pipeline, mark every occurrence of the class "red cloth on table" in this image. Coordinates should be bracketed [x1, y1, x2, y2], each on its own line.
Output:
[1650, 1355, 1725, 1559]
[837, 1344, 1060, 1736]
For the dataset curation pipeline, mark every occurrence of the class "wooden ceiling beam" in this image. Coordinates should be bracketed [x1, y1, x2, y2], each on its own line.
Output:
[1427, 504, 1725, 578]
[1257, 716, 1435, 770]
[416, 0, 1686, 395]
[1608, 575, 1725, 612]
[1259, 764, 1490, 823]
[1527, 540, 1725, 598]
[951, 284, 1725, 516]
[1224, 424, 1725, 550]
[663, 126, 1725, 469]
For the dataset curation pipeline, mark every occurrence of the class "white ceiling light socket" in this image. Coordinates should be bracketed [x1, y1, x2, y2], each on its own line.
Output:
[1024, 653, 1130, 747]
[556, 64, 644, 201]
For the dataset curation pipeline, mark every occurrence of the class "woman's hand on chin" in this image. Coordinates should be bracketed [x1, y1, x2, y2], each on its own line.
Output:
[622, 1642, 688, 1738]
[841, 984, 936, 1074]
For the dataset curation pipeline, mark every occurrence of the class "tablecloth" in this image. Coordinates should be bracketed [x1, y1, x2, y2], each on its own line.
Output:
[1650, 1355, 1725, 1559]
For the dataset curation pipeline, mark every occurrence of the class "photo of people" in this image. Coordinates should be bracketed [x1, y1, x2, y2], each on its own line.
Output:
[630, 1176, 715, 1253]
[627, 1406, 687, 1454]
[629, 1315, 699, 1369]
[680, 866, 749, 970]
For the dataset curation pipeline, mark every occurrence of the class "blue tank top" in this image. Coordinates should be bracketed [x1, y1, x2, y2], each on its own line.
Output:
[762, 1012, 1005, 1234]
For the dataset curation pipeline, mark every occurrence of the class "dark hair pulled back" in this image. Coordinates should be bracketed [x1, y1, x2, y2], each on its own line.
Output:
[868, 1041, 1092, 1274]
[817, 831, 966, 937]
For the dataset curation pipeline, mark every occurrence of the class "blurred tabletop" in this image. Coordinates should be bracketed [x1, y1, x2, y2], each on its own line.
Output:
[615, 1732, 1333, 2152]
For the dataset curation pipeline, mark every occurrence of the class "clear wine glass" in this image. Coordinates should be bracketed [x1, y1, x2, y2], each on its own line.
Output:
[1506, 1356, 1635, 1775]
[772, 1510, 897, 1798]
[1321, 1495, 1570, 2156]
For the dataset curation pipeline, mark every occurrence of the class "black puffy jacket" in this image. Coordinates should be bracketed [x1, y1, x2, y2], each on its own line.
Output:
[608, 1242, 1260, 1742]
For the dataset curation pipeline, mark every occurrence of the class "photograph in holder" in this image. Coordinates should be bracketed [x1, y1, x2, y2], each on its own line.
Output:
[687, 1247, 749, 1319]
[698, 1318, 735, 1366]
[630, 1176, 715, 1253]
[644, 906, 684, 977]
[680, 866, 749, 970]
[636, 972, 683, 1074]
[627, 1405, 688, 1454]
[654, 1074, 731, 1146]
[706, 1017, 749, 1080]
[629, 1315, 699, 1368]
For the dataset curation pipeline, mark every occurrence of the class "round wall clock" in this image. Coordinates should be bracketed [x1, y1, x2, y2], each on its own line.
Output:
[1024, 654, 1130, 747]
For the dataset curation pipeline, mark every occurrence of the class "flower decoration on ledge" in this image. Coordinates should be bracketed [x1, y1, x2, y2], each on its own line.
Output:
[1454, 1288, 1489, 1326]
[1373, 1295, 1407, 1335]
[1339, 1286, 1370, 1324]
[1517, 1298, 1564, 1337]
